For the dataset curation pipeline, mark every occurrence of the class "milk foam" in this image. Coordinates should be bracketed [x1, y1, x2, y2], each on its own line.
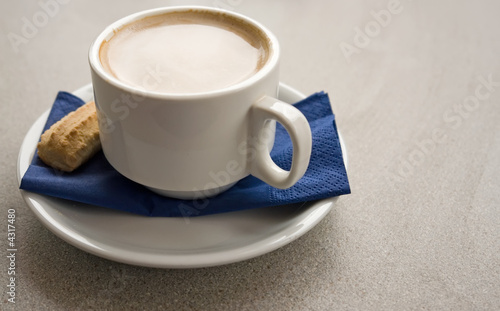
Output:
[100, 12, 269, 94]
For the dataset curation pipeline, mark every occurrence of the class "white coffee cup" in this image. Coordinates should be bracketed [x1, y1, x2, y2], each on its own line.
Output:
[89, 6, 312, 199]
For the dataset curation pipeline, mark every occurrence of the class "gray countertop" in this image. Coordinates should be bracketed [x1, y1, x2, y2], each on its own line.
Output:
[1, 0, 499, 310]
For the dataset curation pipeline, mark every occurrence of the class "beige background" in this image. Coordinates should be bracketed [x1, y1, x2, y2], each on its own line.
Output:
[1, 0, 499, 310]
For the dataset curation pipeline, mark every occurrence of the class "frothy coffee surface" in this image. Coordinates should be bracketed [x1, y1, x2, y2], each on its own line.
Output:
[100, 11, 270, 94]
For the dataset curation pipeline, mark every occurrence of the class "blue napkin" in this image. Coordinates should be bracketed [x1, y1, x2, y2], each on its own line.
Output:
[20, 91, 350, 217]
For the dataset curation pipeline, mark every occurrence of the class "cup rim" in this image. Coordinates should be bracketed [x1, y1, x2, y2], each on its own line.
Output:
[88, 6, 280, 100]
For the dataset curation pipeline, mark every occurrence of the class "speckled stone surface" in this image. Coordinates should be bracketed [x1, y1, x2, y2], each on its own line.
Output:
[1, 0, 499, 310]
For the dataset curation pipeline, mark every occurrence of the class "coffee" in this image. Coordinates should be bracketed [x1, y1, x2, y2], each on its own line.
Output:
[99, 10, 271, 94]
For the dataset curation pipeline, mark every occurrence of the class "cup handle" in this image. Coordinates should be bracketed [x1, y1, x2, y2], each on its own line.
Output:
[250, 95, 312, 189]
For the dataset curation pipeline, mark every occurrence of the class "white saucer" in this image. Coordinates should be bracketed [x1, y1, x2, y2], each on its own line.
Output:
[17, 83, 348, 269]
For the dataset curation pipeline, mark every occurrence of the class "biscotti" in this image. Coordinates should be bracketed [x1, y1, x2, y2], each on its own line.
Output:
[37, 101, 101, 172]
